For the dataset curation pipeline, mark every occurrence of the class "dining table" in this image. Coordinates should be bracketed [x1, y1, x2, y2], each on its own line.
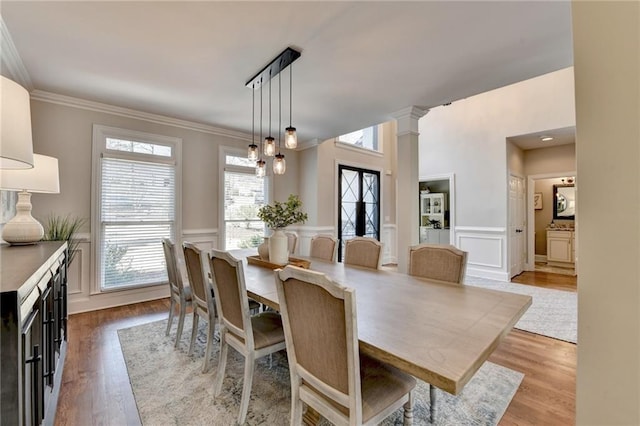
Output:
[234, 250, 532, 422]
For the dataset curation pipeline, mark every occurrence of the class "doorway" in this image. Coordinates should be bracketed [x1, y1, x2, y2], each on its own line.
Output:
[337, 165, 380, 262]
[509, 174, 526, 278]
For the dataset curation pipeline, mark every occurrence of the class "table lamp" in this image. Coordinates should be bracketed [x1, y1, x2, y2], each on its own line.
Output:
[1, 76, 34, 169]
[1, 154, 60, 244]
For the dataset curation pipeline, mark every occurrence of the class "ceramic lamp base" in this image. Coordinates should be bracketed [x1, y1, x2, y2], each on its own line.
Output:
[1, 191, 44, 245]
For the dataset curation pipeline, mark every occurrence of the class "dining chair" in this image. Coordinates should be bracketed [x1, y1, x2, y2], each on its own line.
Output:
[407, 243, 468, 422]
[309, 234, 338, 262]
[208, 249, 286, 425]
[162, 238, 193, 348]
[182, 242, 217, 373]
[286, 231, 298, 255]
[408, 243, 467, 284]
[343, 236, 383, 269]
[275, 265, 416, 425]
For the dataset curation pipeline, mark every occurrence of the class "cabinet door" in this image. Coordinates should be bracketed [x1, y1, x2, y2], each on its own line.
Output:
[22, 306, 43, 426]
[548, 235, 572, 262]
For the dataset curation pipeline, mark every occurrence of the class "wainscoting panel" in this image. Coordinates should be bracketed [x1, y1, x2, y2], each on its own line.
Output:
[182, 228, 218, 251]
[455, 226, 508, 281]
[382, 224, 397, 265]
[288, 225, 335, 256]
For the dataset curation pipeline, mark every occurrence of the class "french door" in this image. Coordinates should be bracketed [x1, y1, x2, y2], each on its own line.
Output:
[338, 165, 380, 261]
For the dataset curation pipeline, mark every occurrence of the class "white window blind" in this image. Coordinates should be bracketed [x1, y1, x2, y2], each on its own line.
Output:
[100, 157, 175, 289]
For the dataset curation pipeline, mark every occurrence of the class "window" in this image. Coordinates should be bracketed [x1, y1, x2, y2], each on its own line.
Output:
[92, 125, 181, 291]
[337, 125, 379, 152]
[220, 149, 268, 249]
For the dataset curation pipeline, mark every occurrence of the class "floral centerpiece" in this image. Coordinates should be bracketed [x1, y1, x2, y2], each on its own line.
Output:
[257, 194, 308, 264]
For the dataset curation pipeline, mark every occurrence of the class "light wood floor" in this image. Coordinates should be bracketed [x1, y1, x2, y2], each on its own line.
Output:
[56, 273, 576, 425]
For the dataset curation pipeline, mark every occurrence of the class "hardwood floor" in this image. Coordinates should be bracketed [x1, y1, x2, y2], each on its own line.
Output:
[511, 270, 577, 292]
[56, 283, 576, 425]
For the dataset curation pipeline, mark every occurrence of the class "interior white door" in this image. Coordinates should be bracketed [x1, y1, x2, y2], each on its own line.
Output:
[509, 175, 526, 277]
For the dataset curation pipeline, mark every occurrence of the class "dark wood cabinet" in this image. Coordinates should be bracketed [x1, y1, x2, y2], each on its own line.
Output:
[1, 242, 68, 426]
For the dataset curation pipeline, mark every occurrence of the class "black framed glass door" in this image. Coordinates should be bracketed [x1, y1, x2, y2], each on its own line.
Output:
[338, 165, 380, 261]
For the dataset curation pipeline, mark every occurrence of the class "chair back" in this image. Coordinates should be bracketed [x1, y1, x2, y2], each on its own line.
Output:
[310, 234, 338, 262]
[276, 266, 360, 414]
[208, 250, 252, 344]
[408, 243, 468, 283]
[343, 237, 383, 269]
[286, 232, 298, 255]
[162, 238, 183, 295]
[182, 242, 210, 309]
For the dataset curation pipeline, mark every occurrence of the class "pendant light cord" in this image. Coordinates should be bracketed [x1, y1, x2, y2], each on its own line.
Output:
[268, 72, 272, 137]
[259, 78, 263, 155]
[289, 63, 293, 127]
[278, 72, 282, 153]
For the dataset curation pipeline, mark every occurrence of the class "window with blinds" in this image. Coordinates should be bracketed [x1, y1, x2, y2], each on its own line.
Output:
[93, 125, 181, 291]
[222, 152, 267, 249]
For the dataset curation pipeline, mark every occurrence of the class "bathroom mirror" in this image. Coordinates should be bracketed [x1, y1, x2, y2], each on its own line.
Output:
[553, 184, 575, 220]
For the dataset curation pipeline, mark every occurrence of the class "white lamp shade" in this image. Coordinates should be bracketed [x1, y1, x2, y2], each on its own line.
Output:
[1, 76, 34, 169]
[0, 154, 60, 193]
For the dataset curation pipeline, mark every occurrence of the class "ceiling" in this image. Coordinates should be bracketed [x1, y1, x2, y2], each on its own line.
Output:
[1, 1, 574, 144]
[508, 126, 576, 151]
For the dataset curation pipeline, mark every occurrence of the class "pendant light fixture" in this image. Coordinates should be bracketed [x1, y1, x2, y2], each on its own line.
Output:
[285, 62, 297, 149]
[263, 73, 276, 157]
[248, 83, 258, 161]
[256, 77, 266, 178]
[246, 47, 301, 176]
[273, 72, 286, 175]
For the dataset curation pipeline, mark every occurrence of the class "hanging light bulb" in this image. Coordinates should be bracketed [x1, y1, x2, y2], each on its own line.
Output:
[264, 137, 275, 156]
[273, 153, 286, 175]
[264, 73, 275, 157]
[285, 63, 297, 149]
[248, 83, 258, 160]
[256, 159, 266, 178]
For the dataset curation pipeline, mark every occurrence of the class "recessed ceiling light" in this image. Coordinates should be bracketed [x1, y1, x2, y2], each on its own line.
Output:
[541, 136, 554, 141]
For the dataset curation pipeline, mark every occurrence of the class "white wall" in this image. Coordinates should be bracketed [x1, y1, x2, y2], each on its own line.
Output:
[573, 2, 640, 423]
[419, 67, 576, 280]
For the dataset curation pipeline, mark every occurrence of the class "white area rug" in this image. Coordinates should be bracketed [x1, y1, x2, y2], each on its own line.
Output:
[118, 318, 524, 425]
[465, 277, 577, 343]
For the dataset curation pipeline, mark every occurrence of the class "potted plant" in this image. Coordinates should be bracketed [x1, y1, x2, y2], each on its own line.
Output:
[42, 214, 86, 265]
[257, 194, 308, 264]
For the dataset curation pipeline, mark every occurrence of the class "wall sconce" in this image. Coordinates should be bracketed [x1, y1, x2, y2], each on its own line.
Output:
[1, 76, 34, 169]
[246, 47, 301, 177]
[0, 154, 60, 244]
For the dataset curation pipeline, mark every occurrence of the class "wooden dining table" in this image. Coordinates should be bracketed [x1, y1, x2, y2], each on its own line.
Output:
[236, 251, 532, 399]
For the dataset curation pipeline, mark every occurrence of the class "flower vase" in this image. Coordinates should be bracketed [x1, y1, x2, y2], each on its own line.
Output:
[268, 229, 289, 265]
[257, 237, 270, 260]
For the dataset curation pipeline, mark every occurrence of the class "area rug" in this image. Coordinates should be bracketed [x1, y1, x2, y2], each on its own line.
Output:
[465, 276, 577, 344]
[118, 318, 523, 426]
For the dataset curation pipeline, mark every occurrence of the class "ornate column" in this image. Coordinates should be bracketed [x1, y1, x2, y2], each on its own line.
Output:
[392, 106, 428, 273]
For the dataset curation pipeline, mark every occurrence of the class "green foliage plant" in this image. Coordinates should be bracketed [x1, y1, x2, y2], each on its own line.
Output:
[43, 215, 86, 264]
[257, 194, 308, 230]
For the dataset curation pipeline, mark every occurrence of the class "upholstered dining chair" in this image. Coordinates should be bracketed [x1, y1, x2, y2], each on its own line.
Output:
[343, 236, 383, 269]
[275, 266, 416, 425]
[408, 243, 468, 284]
[286, 232, 298, 255]
[182, 242, 217, 373]
[309, 234, 339, 262]
[162, 238, 193, 348]
[407, 243, 468, 422]
[208, 249, 286, 425]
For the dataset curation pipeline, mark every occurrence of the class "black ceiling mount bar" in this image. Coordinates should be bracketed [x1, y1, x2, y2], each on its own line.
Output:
[245, 47, 301, 90]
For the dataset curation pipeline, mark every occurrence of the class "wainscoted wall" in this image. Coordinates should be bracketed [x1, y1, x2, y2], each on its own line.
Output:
[381, 223, 397, 265]
[455, 226, 508, 281]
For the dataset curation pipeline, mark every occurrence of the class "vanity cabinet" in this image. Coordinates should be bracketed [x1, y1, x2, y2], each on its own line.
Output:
[1, 242, 68, 426]
[547, 230, 575, 265]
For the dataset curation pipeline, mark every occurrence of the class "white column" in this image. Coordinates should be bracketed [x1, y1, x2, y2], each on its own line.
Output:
[392, 106, 428, 273]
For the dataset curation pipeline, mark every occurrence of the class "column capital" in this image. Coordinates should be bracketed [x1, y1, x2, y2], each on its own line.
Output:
[391, 106, 429, 136]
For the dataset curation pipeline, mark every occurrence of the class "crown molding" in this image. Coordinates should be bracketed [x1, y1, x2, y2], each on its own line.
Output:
[30, 90, 253, 142]
[296, 137, 321, 151]
[0, 16, 33, 90]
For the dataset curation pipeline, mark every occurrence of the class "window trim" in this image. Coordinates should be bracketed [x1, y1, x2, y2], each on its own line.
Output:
[334, 124, 383, 157]
[218, 145, 272, 249]
[91, 124, 182, 294]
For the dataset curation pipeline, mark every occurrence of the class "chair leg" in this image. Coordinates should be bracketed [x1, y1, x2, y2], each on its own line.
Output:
[213, 330, 228, 397]
[290, 379, 303, 426]
[429, 384, 437, 423]
[175, 301, 186, 348]
[202, 320, 215, 373]
[165, 297, 175, 336]
[403, 391, 414, 426]
[189, 312, 199, 356]
[237, 353, 255, 425]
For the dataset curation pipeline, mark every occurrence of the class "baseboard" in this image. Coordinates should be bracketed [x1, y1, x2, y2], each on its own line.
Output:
[535, 254, 547, 263]
[69, 286, 169, 315]
[465, 267, 509, 282]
